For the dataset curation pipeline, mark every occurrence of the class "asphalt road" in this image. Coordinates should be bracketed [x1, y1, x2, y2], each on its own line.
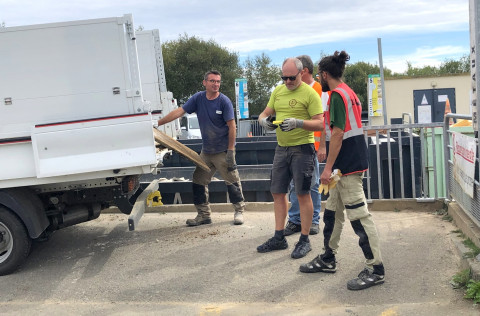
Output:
[0, 209, 478, 315]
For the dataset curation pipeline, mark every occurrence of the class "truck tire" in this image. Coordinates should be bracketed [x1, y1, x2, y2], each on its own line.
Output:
[0, 206, 32, 276]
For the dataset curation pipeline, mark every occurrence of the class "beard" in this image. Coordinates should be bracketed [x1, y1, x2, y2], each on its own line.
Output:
[321, 78, 330, 92]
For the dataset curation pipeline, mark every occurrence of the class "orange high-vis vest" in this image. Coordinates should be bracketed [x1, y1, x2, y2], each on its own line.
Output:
[311, 81, 328, 151]
[314, 131, 321, 151]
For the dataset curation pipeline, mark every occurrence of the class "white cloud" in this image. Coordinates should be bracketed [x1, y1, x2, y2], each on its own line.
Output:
[0, 0, 469, 53]
[0, 0, 470, 73]
[383, 45, 468, 73]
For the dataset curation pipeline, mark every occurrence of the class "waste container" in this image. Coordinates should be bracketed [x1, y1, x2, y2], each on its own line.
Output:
[368, 131, 422, 199]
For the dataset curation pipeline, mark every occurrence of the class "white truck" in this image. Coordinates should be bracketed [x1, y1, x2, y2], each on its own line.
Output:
[0, 15, 177, 275]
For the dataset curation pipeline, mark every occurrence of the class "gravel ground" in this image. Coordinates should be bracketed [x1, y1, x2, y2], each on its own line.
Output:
[0, 209, 478, 315]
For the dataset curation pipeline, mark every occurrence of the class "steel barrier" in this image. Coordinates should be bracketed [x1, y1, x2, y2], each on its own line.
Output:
[153, 118, 477, 209]
[443, 114, 480, 225]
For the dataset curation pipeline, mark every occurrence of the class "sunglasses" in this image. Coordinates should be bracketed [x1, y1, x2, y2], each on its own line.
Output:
[281, 71, 300, 81]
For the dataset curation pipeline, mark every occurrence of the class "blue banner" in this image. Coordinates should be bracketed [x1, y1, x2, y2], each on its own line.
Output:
[235, 78, 249, 119]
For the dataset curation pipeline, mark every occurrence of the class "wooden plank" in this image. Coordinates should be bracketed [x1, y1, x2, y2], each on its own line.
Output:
[153, 128, 210, 172]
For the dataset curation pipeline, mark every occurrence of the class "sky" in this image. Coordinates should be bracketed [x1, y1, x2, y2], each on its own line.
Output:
[0, 0, 472, 74]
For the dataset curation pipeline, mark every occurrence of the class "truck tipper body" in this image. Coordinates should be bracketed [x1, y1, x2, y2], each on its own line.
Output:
[0, 15, 175, 275]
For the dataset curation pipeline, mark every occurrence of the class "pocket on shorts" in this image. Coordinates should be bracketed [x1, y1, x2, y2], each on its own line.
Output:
[301, 143, 315, 155]
[302, 173, 312, 191]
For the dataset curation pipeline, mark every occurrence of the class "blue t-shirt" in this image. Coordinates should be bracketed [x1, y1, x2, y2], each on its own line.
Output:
[182, 91, 234, 154]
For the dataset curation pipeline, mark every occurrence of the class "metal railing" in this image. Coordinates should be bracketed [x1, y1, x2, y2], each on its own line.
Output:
[237, 118, 478, 206]
[362, 122, 445, 201]
[443, 113, 480, 224]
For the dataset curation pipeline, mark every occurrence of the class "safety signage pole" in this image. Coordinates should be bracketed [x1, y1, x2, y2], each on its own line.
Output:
[377, 38, 388, 125]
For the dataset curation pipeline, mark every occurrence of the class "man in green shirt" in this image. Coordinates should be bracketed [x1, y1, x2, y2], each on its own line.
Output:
[257, 57, 323, 259]
[299, 51, 385, 291]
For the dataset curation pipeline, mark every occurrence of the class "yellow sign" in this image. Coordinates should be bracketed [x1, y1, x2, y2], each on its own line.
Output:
[368, 74, 383, 117]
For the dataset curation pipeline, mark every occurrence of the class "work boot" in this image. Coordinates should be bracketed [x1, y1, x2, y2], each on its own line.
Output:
[186, 214, 212, 226]
[234, 210, 244, 225]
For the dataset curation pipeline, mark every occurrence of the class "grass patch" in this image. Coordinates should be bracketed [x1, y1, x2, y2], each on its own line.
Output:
[442, 214, 453, 222]
[435, 208, 448, 216]
[451, 269, 471, 289]
[393, 208, 401, 213]
[465, 280, 480, 304]
[462, 238, 480, 258]
[450, 233, 480, 305]
[452, 229, 466, 238]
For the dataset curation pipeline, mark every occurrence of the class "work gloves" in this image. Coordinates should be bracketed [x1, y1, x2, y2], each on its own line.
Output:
[259, 115, 278, 131]
[279, 118, 304, 132]
[226, 149, 237, 171]
[319, 169, 342, 195]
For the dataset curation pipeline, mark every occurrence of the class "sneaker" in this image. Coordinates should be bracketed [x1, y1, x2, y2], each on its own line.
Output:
[299, 254, 336, 273]
[234, 211, 244, 225]
[257, 237, 288, 253]
[347, 268, 385, 291]
[291, 240, 312, 259]
[284, 221, 301, 236]
[186, 215, 212, 226]
[309, 223, 319, 235]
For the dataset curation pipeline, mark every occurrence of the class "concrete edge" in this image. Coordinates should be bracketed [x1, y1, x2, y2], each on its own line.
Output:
[448, 202, 480, 281]
[104, 199, 446, 214]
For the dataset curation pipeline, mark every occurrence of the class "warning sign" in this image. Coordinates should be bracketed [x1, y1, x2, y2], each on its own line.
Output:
[368, 74, 382, 117]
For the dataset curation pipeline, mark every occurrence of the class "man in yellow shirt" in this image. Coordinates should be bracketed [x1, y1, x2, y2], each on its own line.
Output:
[284, 55, 327, 237]
[257, 57, 323, 259]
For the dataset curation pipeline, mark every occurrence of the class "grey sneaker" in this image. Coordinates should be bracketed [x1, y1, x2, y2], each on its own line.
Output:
[291, 240, 312, 259]
[257, 237, 288, 253]
[309, 223, 319, 235]
[347, 268, 385, 290]
[234, 211, 244, 225]
[186, 215, 212, 226]
[284, 221, 301, 236]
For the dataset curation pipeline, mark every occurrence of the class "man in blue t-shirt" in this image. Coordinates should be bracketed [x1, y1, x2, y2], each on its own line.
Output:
[157, 70, 245, 226]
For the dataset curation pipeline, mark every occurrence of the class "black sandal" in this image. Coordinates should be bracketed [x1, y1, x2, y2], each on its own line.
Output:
[299, 255, 337, 273]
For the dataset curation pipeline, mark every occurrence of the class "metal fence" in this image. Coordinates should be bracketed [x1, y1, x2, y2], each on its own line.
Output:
[238, 119, 274, 137]
[362, 121, 447, 201]
[239, 119, 455, 202]
[443, 113, 480, 224]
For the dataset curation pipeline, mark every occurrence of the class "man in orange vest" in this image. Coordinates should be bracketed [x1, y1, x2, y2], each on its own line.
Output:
[284, 55, 326, 236]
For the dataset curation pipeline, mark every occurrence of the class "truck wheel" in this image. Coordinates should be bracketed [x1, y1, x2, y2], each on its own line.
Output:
[0, 207, 32, 276]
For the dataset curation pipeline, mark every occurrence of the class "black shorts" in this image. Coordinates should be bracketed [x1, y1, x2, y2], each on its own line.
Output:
[270, 144, 315, 195]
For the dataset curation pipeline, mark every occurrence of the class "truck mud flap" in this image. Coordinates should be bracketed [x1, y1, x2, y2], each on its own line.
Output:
[128, 180, 159, 231]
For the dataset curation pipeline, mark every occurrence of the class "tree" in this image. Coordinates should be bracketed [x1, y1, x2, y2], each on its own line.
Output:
[402, 54, 470, 77]
[343, 62, 392, 111]
[162, 34, 242, 105]
[242, 53, 281, 116]
[439, 54, 469, 74]
[405, 61, 438, 77]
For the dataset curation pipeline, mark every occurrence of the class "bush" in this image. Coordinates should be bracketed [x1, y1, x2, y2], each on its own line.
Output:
[465, 280, 480, 304]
